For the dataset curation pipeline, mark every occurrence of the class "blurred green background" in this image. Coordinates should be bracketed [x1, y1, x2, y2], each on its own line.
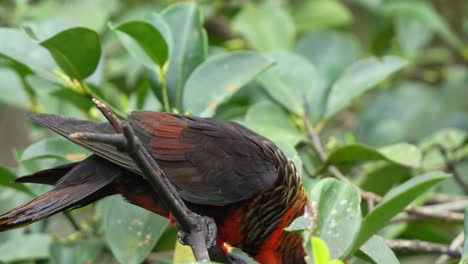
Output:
[0, 0, 467, 263]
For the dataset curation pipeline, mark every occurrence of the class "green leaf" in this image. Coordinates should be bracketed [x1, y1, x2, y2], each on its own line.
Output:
[0, 28, 58, 80]
[21, 138, 90, 162]
[312, 236, 331, 264]
[345, 171, 449, 257]
[0, 234, 52, 262]
[311, 236, 345, 264]
[184, 52, 272, 117]
[0, 68, 30, 109]
[295, 30, 360, 120]
[162, 3, 207, 110]
[310, 178, 362, 259]
[50, 88, 95, 111]
[358, 235, 399, 264]
[420, 128, 467, 151]
[50, 238, 102, 264]
[284, 216, 312, 233]
[326, 143, 421, 168]
[359, 164, 411, 196]
[245, 101, 304, 148]
[296, 31, 360, 81]
[258, 52, 317, 116]
[40, 27, 101, 80]
[462, 208, 468, 261]
[232, 3, 295, 51]
[112, 17, 169, 68]
[97, 196, 169, 264]
[384, 1, 463, 49]
[395, 14, 432, 57]
[325, 56, 407, 118]
[292, 0, 352, 32]
[0, 166, 33, 195]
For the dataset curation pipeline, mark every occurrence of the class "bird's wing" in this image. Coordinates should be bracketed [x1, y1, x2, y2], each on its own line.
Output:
[27, 112, 280, 205]
[27, 113, 140, 174]
[128, 111, 280, 205]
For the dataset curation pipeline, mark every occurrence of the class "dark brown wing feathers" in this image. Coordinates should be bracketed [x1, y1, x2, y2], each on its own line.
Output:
[27, 111, 280, 205]
[129, 111, 279, 205]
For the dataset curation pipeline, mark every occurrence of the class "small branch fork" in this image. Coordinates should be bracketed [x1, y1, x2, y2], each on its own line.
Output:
[70, 99, 229, 263]
[302, 115, 465, 259]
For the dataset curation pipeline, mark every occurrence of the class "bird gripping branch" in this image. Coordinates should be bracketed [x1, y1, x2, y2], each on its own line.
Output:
[0, 99, 310, 264]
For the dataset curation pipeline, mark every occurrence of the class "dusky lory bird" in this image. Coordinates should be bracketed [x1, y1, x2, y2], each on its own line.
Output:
[0, 110, 309, 264]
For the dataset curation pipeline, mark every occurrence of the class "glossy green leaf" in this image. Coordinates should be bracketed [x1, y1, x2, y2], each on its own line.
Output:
[173, 241, 195, 263]
[162, 3, 207, 110]
[284, 216, 312, 233]
[292, 0, 352, 32]
[183, 51, 273, 117]
[20, 138, 90, 162]
[311, 236, 345, 264]
[345, 171, 449, 257]
[295, 30, 360, 120]
[245, 101, 304, 148]
[310, 178, 362, 259]
[258, 52, 317, 116]
[326, 143, 421, 168]
[359, 164, 411, 196]
[0, 166, 33, 195]
[385, 1, 463, 49]
[112, 17, 169, 68]
[0, 234, 52, 262]
[97, 196, 169, 264]
[232, 3, 295, 51]
[325, 56, 407, 118]
[40, 27, 101, 79]
[0, 68, 30, 109]
[0, 28, 58, 80]
[358, 235, 399, 264]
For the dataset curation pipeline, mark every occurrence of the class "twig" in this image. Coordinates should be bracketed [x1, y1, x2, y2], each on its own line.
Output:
[302, 115, 465, 224]
[419, 199, 468, 213]
[387, 239, 461, 258]
[436, 232, 464, 264]
[303, 116, 381, 209]
[390, 208, 464, 224]
[438, 145, 468, 194]
[64, 211, 81, 232]
[71, 99, 216, 261]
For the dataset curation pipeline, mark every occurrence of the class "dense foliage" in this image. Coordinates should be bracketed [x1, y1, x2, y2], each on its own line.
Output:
[0, 0, 467, 263]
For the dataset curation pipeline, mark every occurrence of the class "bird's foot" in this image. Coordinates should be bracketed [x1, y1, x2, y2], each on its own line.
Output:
[177, 215, 217, 248]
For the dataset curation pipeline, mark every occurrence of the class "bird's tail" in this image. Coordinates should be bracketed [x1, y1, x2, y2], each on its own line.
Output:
[0, 155, 122, 231]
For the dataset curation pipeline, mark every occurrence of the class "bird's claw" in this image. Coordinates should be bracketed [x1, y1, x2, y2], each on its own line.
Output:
[177, 214, 217, 248]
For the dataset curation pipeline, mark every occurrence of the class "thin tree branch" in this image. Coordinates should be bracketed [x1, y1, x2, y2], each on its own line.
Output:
[436, 232, 464, 264]
[387, 239, 461, 258]
[303, 116, 382, 208]
[438, 144, 468, 194]
[64, 211, 81, 232]
[302, 115, 465, 223]
[390, 208, 464, 224]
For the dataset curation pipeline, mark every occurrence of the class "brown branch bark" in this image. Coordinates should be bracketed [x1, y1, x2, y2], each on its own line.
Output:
[387, 239, 461, 258]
